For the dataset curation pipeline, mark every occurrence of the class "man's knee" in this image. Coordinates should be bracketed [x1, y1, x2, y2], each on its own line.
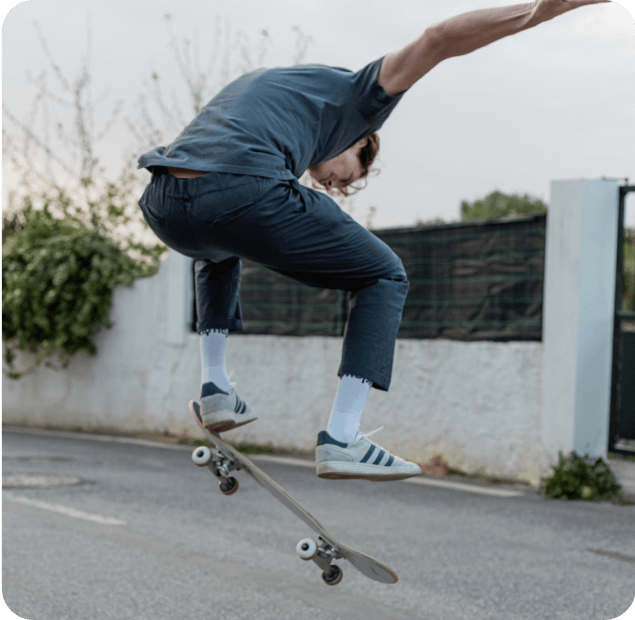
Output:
[387, 257, 409, 290]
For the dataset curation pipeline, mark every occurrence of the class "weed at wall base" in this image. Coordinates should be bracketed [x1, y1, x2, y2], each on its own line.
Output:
[541, 451, 621, 502]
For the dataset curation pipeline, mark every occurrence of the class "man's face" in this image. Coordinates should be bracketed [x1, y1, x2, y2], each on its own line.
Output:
[308, 139, 367, 196]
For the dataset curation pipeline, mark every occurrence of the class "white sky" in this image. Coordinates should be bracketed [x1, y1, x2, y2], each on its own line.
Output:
[2, 0, 635, 228]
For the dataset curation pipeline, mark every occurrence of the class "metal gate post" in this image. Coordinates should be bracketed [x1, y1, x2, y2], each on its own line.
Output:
[609, 184, 635, 455]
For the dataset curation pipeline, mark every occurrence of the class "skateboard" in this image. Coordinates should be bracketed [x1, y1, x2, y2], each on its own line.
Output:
[189, 401, 398, 586]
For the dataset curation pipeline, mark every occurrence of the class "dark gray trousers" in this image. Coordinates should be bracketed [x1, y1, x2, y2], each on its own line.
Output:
[139, 168, 408, 390]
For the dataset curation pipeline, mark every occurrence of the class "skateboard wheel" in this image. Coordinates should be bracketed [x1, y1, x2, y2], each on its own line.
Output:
[296, 538, 318, 560]
[219, 477, 239, 495]
[322, 565, 343, 586]
[192, 446, 212, 467]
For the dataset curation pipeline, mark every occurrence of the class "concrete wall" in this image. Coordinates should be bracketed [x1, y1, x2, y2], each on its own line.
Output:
[2, 257, 199, 435]
[1, 249, 546, 483]
[2, 179, 620, 486]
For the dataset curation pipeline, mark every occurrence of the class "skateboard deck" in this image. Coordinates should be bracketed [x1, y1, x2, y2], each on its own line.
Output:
[189, 401, 398, 586]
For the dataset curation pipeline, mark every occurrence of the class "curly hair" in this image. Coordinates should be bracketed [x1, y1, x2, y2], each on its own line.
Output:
[347, 132, 380, 193]
[359, 132, 380, 176]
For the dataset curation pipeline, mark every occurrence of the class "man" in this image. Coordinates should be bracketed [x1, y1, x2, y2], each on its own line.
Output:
[138, 0, 610, 481]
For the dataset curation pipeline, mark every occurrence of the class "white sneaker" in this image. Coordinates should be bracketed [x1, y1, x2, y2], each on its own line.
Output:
[315, 428, 421, 481]
[199, 382, 257, 433]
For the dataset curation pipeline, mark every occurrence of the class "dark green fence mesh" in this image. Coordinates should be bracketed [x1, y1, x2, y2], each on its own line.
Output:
[192, 214, 546, 341]
[235, 262, 348, 337]
[379, 214, 546, 341]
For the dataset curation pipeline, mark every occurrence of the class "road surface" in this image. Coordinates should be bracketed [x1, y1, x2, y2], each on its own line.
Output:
[3, 428, 634, 620]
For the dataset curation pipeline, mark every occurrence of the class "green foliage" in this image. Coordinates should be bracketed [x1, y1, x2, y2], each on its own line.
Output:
[2, 179, 165, 379]
[541, 452, 621, 502]
[461, 191, 547, 221]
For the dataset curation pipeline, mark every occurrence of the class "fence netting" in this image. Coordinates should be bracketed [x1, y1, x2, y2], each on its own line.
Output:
[193, 214, 546, 341]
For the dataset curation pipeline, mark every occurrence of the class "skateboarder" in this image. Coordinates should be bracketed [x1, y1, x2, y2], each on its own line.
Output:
[138, 0, 610, 481]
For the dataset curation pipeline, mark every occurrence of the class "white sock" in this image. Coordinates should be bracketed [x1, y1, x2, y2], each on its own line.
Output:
[326, 375, 372, 444]
[200, 329, 231, 392]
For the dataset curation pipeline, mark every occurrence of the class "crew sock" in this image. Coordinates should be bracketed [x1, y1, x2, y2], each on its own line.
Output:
[326, 375, 372, 444]
[199, 329, 231, 392]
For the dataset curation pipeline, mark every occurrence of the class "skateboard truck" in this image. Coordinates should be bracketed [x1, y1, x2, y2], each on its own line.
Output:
[192, 446, 240, 495]
[296, 536, 344, 586]
[192, 444, 344, 585]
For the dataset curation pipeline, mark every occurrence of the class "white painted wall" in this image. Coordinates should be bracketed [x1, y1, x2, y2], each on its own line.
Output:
[2, 251, 548, 484]
[2, 178, 620, 485]
[2, 256, 200, 434]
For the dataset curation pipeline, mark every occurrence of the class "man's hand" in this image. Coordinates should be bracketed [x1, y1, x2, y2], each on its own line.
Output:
[529, 0, 611, 26]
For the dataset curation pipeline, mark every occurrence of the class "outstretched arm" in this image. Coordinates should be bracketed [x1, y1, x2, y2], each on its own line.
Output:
[378, 0, 611, 95]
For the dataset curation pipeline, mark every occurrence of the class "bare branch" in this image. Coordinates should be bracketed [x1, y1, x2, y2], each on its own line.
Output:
[32, 20, 72, 92]
[292, 26, 315, 65]
[3, 103, 77, 179]
[95, 99, 124, 143]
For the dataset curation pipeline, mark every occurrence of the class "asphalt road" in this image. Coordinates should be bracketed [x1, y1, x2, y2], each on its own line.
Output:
[3, 428, 634, 620]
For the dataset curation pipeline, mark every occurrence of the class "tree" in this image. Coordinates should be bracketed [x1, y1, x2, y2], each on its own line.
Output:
[461, 191, 547, 221]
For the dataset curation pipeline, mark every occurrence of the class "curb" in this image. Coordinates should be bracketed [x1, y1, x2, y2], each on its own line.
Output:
[4, 425, 529, 498]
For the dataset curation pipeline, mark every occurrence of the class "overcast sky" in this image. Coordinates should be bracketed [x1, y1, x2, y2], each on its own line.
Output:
[3, 0, 635, 228]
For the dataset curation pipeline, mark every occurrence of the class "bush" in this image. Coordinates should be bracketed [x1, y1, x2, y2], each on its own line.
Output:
[2, 186, 164, 379]
[541, 452, 621, 501]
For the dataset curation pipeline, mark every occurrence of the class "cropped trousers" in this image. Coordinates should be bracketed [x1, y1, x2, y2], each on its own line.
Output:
[138, 168, 408, 391]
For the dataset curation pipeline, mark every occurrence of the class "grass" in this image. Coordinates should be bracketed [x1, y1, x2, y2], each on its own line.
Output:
[444, 466, 528, 487]
[609, 452, 635, 463]
[178, 435, 276, 455]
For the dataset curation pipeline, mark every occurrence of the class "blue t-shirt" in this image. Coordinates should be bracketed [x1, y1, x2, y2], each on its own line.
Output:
[137, 57, 404, 180]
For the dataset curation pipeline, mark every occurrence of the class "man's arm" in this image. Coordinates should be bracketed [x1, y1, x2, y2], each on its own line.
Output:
[378, 0, 611, 96]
